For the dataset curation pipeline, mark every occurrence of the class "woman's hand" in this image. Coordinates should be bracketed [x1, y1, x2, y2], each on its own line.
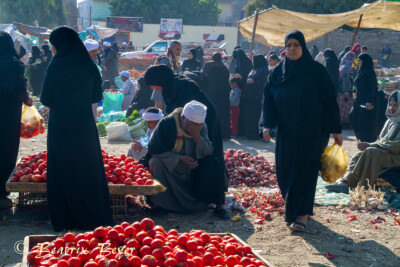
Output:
[365, 103, 373, 110]
[357, 142, 370, 151]
[263, 128, 271, 141]
[132, 141, 143, 151]
[24, 97, 33, 107]
[333, 133, 343, 146]
[247, 78, 254, 84]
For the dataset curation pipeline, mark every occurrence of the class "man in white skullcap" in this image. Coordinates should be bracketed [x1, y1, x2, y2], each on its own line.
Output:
[140, 101, 228, 219]
[85, 39, 102, 121]
[128, 107, 163, 160]
[119, 71, 136, 110]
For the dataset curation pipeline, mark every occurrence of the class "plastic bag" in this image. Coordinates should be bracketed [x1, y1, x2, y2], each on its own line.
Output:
[20, 104, 45, 139]
[128, 118, 147, 139]
[320, 144, 349, 183]
[103, 90, 124, 114]
[106, 122, 131, 141]
[114, 76, 124, 89]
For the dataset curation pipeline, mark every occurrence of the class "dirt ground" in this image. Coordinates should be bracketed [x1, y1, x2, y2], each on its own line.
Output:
[1, 129, 400, 266]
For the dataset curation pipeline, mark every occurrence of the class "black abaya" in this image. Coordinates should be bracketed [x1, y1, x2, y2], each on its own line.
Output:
[243, 63, 269, 139]
[323, 49, 340, 95]
[263, 31, 341, 224]
[202, 61, 231, 139]
[144, 65, 228, 189]
[126, 77, 155, 117]
[351, 54, 379, 143]
[41, 27, 112, 230]
[28, 46, 46, 97]
[0, 32, 29, 198]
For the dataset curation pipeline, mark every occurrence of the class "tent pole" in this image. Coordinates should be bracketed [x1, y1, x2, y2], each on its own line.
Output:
[249, 9, 260, 60]
[350, 14, 363, 48]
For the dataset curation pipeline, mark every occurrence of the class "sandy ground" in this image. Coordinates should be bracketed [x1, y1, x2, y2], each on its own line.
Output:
[1, 129, 400, 266]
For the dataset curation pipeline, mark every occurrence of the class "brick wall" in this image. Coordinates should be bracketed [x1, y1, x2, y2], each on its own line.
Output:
[308, 28, 400, 66]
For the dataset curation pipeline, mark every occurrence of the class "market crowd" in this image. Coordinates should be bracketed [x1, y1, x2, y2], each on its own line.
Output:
[1, 26, 399, 232]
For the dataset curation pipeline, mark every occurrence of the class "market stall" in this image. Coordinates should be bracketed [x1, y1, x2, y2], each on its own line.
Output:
[13, 22, 52, 45]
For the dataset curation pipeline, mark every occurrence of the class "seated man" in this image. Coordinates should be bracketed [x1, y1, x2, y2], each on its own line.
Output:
[326, 91, 400, 194]
[141, 101, 228, 219]
[128, 107, 163, 160]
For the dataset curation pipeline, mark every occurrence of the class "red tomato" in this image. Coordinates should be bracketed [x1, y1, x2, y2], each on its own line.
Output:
[68, 257, 82, 267]
[225, 256, 238, 267]
[129, 256, 142, 267]
[141, 218, 155, 231]
[165, 257, 178, 267]
[142, 255, 157, 267]
[140, 245, 152, 257]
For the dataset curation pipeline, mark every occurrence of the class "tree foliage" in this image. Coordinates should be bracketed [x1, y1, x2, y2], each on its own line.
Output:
[109, 0, 221, 26]
[0, 0, 66, 28]
[245, 0, 366, 17]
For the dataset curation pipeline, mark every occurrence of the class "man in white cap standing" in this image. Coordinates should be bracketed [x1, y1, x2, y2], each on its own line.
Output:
[84, 39, 102, 121]
[101, 41, 119, 86]
[140, 100, 228, 219]
[119, 71, 136, 110]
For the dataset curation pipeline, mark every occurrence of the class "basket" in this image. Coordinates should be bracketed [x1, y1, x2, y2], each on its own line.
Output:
[110, 194, 127, 219]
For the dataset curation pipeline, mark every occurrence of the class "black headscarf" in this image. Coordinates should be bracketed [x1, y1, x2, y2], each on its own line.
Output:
[29, 45, 42, 64]
[355, 53, 376, 88]
[232, 49, 252, 79]
[323, 49, 339, 64]
[253, 54, 268, 69]
[189, 48, 197, 60]
[212, 52, 222, 62]
[50, 26, 92, 64]
[0, 31, 18, 59]
[144, 65, 175, 92]
[272, 30, 314, 86]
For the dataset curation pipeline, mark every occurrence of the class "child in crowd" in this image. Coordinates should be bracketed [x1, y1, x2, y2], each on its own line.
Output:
[229, 77, 243, 137]
[127, 107, 163, 160]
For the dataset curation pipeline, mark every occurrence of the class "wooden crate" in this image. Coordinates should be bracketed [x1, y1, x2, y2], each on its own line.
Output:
[17, 192, 47, 209]
[22, 233, 273, 267]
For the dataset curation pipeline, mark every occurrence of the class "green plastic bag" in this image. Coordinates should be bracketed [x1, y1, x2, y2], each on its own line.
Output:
[103, 91, 124, 114]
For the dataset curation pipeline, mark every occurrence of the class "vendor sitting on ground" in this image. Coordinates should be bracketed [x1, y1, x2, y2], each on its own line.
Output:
[326, 90, 400, 194]
[141, 100, 228, 219]
[127, 107, 163, 160]
[119, 71, 136, 111]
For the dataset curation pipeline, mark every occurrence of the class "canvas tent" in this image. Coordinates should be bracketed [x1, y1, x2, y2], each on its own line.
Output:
[237, 1, 400, 47]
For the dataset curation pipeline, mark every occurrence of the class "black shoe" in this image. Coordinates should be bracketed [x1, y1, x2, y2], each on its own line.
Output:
[215, 208, 230, 220]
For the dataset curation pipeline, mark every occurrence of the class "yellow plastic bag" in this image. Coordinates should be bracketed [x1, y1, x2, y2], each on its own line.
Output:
[20, 104, 45, 139]
[320, 144, 349, 183]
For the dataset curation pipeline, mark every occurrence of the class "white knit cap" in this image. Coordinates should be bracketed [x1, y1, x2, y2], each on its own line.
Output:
[103, 41, 111, 47]
[84, 39, 99, 52]
[120, 71, 130, 78]
[182, 100, 207, 124]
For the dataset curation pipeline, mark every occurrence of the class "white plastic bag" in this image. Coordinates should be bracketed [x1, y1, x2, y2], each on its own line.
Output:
[106, 122, 132, 141]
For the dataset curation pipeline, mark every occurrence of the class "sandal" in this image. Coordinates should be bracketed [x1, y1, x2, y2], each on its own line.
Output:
[289, 220, 307, 232]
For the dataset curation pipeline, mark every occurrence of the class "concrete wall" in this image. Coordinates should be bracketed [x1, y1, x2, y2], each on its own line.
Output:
[308, 28, 400, 65]
[98, 22, 239, 54]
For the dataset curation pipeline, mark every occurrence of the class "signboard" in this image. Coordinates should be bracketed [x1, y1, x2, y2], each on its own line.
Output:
[203, 34, 225, 42]
[160, 18, 183, 37]
[106, 17, 143, 32]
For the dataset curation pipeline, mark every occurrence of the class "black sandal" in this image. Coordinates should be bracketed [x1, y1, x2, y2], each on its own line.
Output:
[289, 220, 307, 232]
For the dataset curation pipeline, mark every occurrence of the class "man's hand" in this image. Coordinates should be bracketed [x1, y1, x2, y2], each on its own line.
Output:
[263, 128, 271, 141]
[333, 133, 343, 146]
[185, 122, 202, 143]
[179, 156, 198, 170]
[357, 142, 370, 151]
[24, 97, 33, 107]
[131, 141, 143, 151]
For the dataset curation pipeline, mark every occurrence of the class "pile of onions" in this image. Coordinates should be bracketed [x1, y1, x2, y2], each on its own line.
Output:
[225, 149, 277, 187]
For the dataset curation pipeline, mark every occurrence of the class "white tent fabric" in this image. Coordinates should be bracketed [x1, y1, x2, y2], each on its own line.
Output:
[237, 1, 400, 47]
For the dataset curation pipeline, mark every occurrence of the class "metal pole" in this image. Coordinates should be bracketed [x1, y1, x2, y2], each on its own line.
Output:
[249, 9, 259, 60]
[350, 14, 363, 48]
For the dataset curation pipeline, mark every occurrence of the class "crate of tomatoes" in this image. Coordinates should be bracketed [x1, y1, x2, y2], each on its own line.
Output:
[23, 218, 273, 267]
[7, 151, 165, 214]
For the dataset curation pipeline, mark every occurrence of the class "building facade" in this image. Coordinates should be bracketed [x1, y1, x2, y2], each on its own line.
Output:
[218, 0, 251, 26]
[62, 0, 79, 30]
[78, 0, 111, 30]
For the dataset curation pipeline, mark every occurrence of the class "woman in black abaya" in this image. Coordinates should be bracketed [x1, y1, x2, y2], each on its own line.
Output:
[0, 32, 32, 209]
[41, 27, 112, 231]
[27, 46, 46, 96]
[323, 49, 340, 95]
[243, 55, 269, 139]
[262, 30, 342, 231]
[144, 65, 228, 187]
[202, 53, 231, 139]
[351, 53, 379, 143]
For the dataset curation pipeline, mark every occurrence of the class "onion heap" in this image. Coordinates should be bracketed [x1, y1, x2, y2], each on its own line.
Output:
[224, 149, 277, 187]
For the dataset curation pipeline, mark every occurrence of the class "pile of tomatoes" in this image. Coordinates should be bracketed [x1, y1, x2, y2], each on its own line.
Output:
[10, 151, 154, 186]
[27, 218, 267, 267]
[102, 151, 154, 185]
[10, 151, 47, 183]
